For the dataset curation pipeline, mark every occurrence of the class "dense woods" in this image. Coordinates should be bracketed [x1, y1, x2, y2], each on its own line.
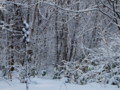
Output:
[0, 0, 120, 88]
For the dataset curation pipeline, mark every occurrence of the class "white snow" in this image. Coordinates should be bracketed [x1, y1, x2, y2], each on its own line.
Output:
[22, 28, 26, 32]
[26, 38, 30, 42]
[23, 20, 29, 28]
[0, 78, 119, 90]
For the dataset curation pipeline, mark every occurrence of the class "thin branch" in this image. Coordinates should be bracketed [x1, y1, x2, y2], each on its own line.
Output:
[1, 1, 98, 13]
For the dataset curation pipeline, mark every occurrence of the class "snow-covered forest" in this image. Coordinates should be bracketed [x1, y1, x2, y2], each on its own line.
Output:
[0, 0, 120, 90]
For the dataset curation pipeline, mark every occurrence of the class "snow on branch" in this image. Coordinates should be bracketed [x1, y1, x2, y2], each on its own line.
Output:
[0, 1, 98, 13]
[54, 4, 98, 13]
[37, 1, 98, 13]
[113, 22, 120, 28]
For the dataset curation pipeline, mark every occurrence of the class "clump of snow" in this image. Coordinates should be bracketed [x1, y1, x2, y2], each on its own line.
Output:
[23, 20, 29, 28]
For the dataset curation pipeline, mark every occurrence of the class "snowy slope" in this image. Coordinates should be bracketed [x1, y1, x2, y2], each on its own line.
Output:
[0, 78, 119, 90]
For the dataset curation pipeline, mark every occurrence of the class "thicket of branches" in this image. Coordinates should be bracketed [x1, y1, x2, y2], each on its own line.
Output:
[0, 0, 120, 88]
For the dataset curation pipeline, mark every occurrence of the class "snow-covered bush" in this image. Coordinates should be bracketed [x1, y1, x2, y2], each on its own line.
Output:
[19, 66, 37, 83]
[53, 34, 120, 87]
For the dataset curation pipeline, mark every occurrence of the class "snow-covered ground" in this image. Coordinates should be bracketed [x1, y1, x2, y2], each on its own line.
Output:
[0, 78, 119, 90]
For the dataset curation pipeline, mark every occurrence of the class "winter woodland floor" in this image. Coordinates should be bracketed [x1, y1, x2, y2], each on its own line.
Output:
[0, 78, 120, 90]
